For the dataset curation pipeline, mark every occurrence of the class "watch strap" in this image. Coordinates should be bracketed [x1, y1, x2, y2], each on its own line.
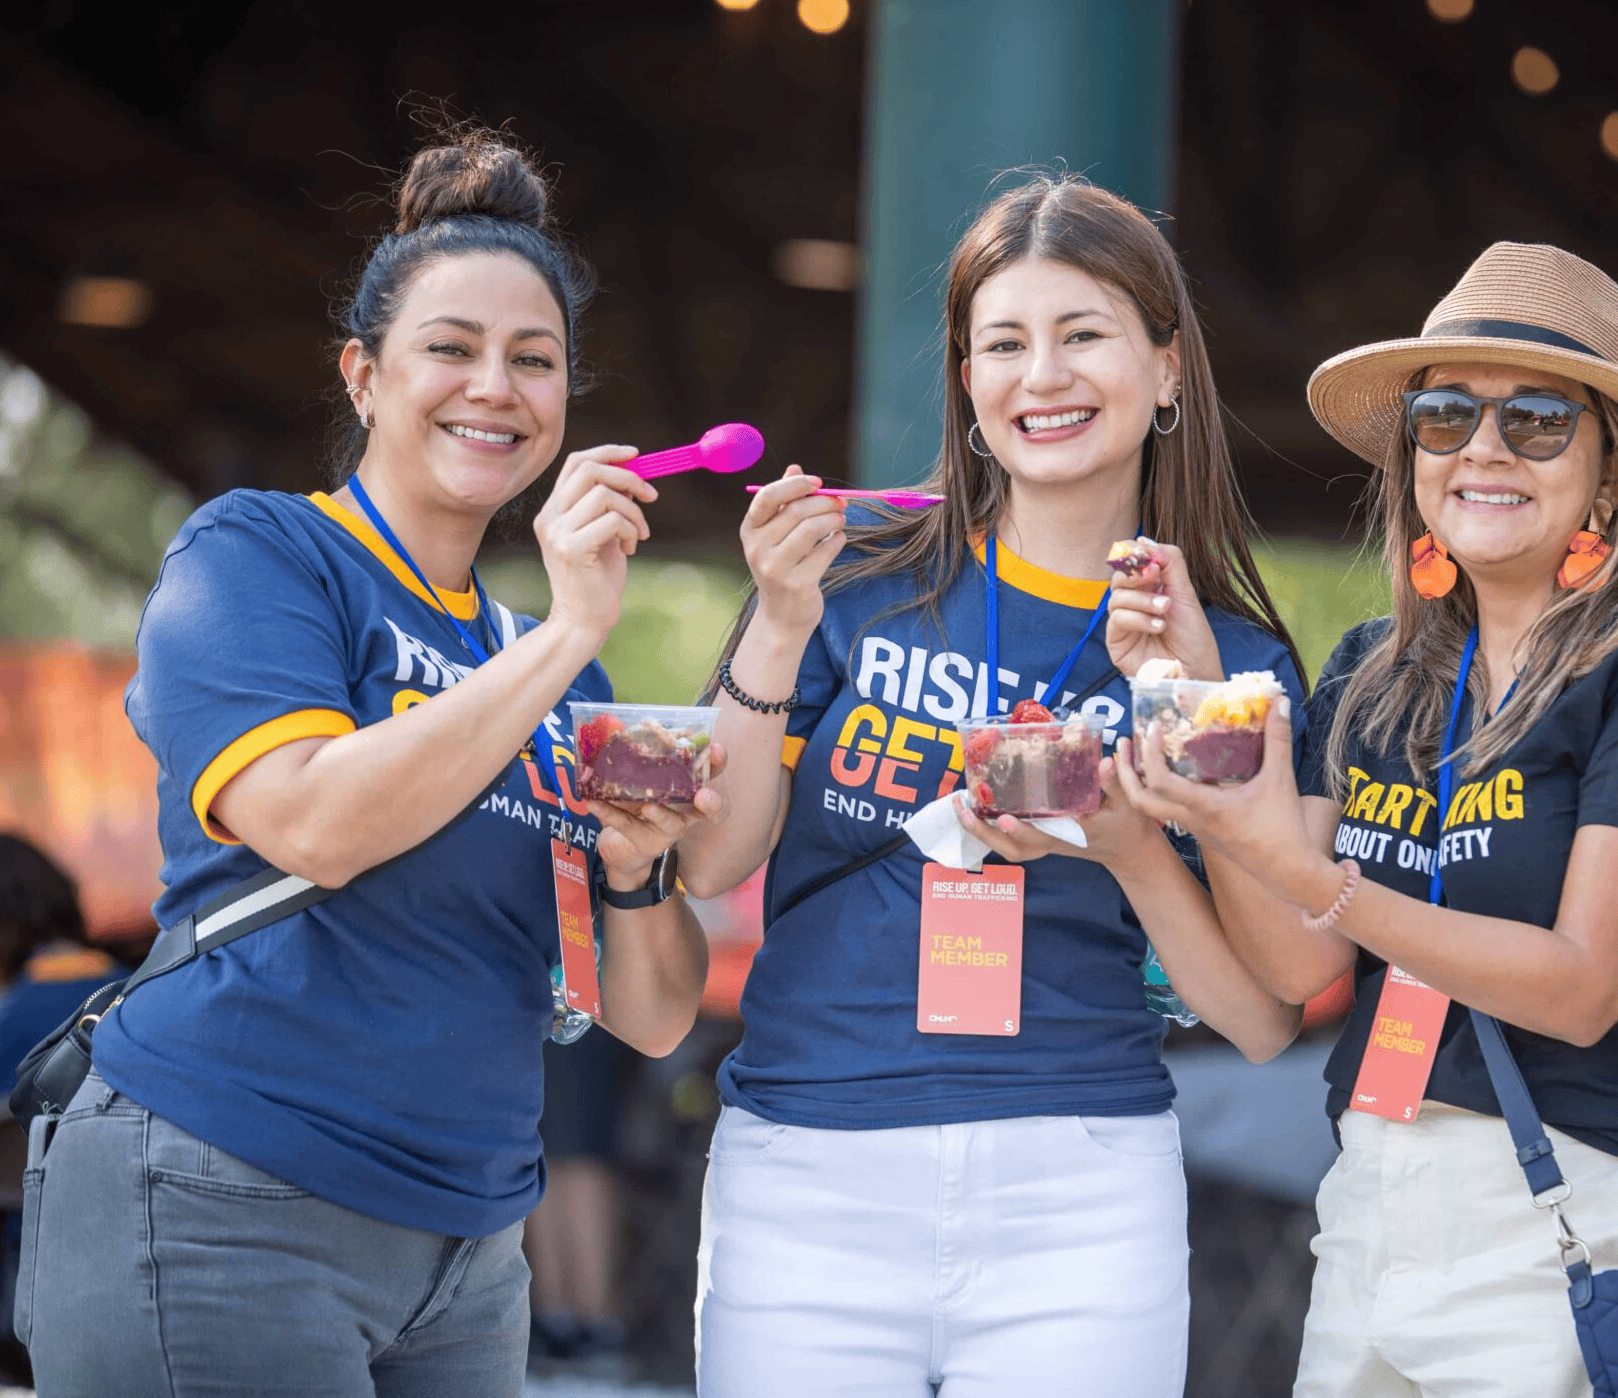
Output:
[598, 849, 674, 910]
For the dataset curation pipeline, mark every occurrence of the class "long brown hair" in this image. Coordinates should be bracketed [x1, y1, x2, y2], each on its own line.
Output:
[1324, 376, 1618, 792]
[708, 174, 1302, 687]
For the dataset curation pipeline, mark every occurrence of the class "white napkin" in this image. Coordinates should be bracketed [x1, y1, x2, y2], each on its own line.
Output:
[901, 794, 1088, 871]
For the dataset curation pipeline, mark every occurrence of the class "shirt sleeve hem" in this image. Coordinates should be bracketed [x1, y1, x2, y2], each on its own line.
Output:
[781, 735, 807, 771]
[191, 708, 358, 844]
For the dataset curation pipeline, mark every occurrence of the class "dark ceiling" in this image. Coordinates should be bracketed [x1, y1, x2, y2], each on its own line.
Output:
[4, 0, 1618, 544]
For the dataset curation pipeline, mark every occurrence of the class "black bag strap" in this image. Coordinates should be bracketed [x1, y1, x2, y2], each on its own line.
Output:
[770, 833, 910, 923]
[9, 867, 332, 1126]
[1469, 1008, 1566, 1201]
[120, 867, 333, 1001]
[1468, 1007, 1602, 1304]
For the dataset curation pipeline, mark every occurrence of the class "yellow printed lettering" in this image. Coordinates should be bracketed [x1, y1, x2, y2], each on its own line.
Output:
[1344, 765, 1370, 811]
[1496, 769, 1524, 820]
[888, 716, 936, 765]
[1409, 788, 1438, 836]
[1350, 782, 1385, 822]
[1447, 781, 1486, 829]
[1374, 784, 1414, 830]
[837, 704, 887, 754]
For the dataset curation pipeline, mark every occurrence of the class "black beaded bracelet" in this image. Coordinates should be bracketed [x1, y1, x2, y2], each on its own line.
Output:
[719, 659, 800, 714]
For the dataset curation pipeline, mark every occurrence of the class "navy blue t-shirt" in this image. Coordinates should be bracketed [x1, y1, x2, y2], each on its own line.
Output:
[718, 535, 1306, 1129]
[1302, 620, 1618, 1156]
[96, 489, 609, 1237]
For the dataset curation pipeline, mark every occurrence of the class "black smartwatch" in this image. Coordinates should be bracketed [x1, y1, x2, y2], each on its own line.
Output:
[598, 847, 679, 910]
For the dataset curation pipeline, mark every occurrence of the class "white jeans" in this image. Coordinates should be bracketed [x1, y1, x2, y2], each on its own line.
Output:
[695, 1105, 1189, 1398]
[1295, 1102, 1618, 1398]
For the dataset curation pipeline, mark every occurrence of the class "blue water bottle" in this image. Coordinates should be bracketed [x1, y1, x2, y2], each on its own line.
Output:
[550, 906, 605, 1043]
[1143, 941, 1199, 1027]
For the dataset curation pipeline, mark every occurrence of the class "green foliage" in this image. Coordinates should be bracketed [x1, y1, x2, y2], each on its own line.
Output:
[478, 549, 751, 704]
[1251, 538, 1392, 686]
[0, 356, 191, 647]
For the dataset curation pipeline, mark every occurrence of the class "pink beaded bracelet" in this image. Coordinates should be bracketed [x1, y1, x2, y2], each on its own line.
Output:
[1302, 858, 1361, 934]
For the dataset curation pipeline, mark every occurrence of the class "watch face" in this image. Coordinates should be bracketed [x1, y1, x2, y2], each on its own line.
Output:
[654, 847, 680, 901]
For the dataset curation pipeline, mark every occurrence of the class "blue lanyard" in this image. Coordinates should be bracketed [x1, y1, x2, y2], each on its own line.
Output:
[346, 475, 566, 807]
[984, 534, 1110, 714]
[1430, 626, 1478, 906]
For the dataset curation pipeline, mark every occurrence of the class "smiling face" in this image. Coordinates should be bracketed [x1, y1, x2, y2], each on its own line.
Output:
[341, 250, 569, 516]
[961, 256, 1179, 497]
[1414, 361, 1610, 590]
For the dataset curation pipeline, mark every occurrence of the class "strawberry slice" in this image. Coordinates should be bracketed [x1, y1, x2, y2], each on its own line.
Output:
[974, 782, 996, 810]
[963, 728, 997, 767]
[576, 714, 625, 765]
[1010, 699, 1054, 724]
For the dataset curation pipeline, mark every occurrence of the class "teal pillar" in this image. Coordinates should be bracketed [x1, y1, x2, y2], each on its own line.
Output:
[856, 0, 1182, 487]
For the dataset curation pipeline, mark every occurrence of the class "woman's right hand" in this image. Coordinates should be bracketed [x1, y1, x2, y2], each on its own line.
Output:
[1105, 540, 1224, 682]
[1115, 698, 1328, 902]
[535, 444, 657, 641]
[742, 465, 847, 642]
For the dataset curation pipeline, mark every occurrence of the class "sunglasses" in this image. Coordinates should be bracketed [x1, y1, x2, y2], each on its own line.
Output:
[1402, 388, 1589, 461]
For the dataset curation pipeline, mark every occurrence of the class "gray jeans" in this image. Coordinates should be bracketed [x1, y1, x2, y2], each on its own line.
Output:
[17, 1071, 530, 1397]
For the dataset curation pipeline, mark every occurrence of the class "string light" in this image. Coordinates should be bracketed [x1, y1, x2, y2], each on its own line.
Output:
[798, 0, 850, 35]
[1601, 114, 1618, 162]
[58, 277, 153, 329]
[1425, 0, 1474, 20]
[772, 240, 861, 291]
[1511, 46, 1559, 96]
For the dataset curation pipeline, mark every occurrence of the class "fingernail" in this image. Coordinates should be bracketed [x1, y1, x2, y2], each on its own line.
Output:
[1152, 596, 1169, 612]
[1279, 696, 1292, 719]
[1152, 618, 1165, 631]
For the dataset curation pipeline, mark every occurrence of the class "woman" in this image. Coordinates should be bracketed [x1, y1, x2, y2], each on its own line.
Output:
[1119, 241, 1618, 1397]
[18, 129, 713, 1397]
[679, 175, 1306, 1397]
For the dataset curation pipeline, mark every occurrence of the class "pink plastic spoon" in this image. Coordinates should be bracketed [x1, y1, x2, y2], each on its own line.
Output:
[629, 422, 765, 481]
[745, 485, 944, 508]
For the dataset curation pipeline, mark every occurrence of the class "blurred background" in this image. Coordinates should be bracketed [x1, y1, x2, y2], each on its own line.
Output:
[3, 0, 1615, 1391]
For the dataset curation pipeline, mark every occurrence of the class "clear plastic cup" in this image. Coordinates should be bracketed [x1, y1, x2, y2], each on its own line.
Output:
[1129, 676, 1275, 785]
[956, 712, 1106, 818]
[570, 702, 719, 804]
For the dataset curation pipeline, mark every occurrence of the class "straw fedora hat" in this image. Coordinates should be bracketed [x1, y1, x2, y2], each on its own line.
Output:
[1307, 241, 1618, 467]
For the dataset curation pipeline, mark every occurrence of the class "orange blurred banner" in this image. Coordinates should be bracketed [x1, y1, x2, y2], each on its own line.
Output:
[0, 643, 161, 938]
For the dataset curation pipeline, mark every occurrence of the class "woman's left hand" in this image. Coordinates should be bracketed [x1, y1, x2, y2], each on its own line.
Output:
[1105, 540, 1224, 681]
[591, 745, 728, 891]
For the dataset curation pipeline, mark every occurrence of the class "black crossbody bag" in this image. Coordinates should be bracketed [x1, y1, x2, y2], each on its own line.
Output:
[9, 867, 331, 1139]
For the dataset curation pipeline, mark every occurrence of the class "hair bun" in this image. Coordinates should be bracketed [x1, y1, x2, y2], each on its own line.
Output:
[395, 129, 552, 235]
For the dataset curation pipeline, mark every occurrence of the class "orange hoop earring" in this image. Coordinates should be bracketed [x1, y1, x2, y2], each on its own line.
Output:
[1410, 532, 1457, 599]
